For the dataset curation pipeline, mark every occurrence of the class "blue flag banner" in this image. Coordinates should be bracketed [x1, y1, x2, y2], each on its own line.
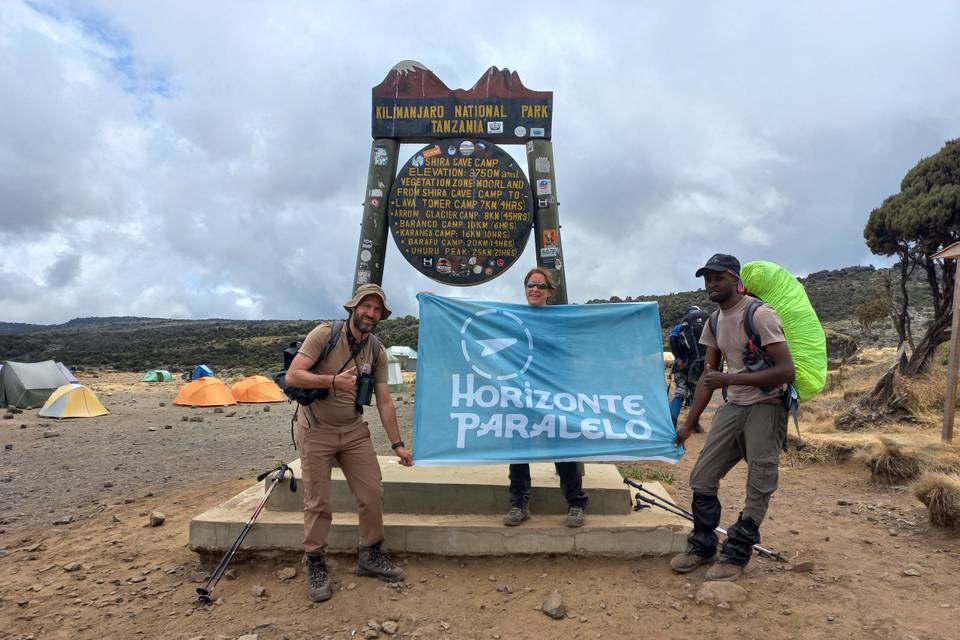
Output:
[412, 294, 683, 465]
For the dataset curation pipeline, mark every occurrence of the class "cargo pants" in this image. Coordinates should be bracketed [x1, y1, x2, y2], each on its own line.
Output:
[686, 401, 788, 563]
[297, 416, 385, 555]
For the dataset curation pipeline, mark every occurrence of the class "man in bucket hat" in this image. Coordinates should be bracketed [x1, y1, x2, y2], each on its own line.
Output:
[285, 283, 413, 602]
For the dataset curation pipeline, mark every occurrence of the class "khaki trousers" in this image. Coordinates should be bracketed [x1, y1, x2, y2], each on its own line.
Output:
[688, 401, 787, 524]
[297, 419, 385, 554]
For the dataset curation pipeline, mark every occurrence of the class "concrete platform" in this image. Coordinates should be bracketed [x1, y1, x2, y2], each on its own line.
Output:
[189, 462, 690, 557]
[264, 458, 633, 515]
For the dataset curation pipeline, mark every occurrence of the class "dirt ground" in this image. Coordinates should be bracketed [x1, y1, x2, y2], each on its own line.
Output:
[1, 371, 959, 640]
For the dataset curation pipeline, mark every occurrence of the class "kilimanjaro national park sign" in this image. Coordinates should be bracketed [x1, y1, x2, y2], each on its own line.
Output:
[388, 138, 533, 286]
[353, 61, 567, 301]
[372, 61, 552, 144]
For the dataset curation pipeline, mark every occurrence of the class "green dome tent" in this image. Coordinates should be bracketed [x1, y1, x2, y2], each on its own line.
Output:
[142, 369, 173, 382]
[0, 360, 72, 409]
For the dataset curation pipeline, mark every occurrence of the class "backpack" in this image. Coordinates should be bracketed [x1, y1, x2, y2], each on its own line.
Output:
[670, 308, 709, 381]
[275, 320, 381, 403]
[668, 324, 686, 360]
[708, 299, 803, 448]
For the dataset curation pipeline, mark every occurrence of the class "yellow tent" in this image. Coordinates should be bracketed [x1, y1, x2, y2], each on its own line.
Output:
[38, 384, 109, 419]
[231, 375, 284, 403]
[174, 377, 236, 407]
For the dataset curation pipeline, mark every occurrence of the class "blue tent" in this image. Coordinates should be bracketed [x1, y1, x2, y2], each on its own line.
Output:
[191, 364, 214, 380]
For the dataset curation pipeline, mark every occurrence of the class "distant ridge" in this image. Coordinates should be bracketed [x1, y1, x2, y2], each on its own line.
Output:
[0, 265, 927, 372]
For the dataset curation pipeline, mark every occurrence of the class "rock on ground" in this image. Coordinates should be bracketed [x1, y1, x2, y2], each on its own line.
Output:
[542, 590, 565, 619]
[696, 581, 748, 606]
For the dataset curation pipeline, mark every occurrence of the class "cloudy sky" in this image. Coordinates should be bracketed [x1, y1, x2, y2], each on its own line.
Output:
[2, 1, 959, 324]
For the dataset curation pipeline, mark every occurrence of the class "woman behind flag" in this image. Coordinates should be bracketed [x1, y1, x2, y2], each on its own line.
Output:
[502, 267, 590, 528]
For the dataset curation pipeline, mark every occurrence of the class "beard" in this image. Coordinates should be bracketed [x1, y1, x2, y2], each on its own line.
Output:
[351, 312, 377, 334]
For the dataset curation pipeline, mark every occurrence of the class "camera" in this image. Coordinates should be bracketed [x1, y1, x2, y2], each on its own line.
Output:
[275, 370, 329, 405]
[355, 364, 375, 413]
[290, 386, 329, 405]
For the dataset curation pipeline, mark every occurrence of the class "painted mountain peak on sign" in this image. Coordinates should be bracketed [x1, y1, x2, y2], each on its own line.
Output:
[374, 60, 452, 99]
[460, 67, 551, 100]
[373, 61, 551, 100]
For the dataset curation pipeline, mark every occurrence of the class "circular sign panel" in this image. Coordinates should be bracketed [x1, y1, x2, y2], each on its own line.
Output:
[388, 139, 533, 286]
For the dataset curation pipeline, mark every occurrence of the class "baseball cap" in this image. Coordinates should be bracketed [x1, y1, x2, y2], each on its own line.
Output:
[695, 254, 741, 278]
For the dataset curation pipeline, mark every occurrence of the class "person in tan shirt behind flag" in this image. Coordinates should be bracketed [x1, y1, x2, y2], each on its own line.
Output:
[285, 284, 413, 602]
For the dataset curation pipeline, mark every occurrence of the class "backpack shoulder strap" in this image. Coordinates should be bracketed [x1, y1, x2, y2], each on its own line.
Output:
[320, 320, 381, 374]
[369, 334, 382, 374]
[708, 310, 719, 341]
[744, 300, 765, 347]
[319, 320, 345, 363]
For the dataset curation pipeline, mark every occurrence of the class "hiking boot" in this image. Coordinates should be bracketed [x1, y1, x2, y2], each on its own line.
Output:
[565, 506, 586, 528]
[670, 552, 710, 574]
[503, 505, 530, 527]
[306, 554, 333, 602]
[357, 543, 405, 582]
[704, 561, 743, 582]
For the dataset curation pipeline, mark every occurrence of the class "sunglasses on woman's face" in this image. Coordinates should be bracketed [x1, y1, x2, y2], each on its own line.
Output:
[525, 282, 550, 290]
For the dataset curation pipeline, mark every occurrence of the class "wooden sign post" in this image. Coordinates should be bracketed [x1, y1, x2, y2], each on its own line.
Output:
[931, 242, 960, 443]
[353, 61, 568, 303]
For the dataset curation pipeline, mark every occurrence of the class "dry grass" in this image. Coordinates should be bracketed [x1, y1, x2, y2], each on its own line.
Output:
[783, 433, 872, 466]
[783, 344, 960, 474]
[855, 435, 960, 485]
[855, 436, 927, 485]
[898, 365, 960, 428]
[913, 472, 960, 528]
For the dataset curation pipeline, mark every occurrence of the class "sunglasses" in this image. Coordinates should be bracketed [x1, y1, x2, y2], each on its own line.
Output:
[525, 282, 550, 290]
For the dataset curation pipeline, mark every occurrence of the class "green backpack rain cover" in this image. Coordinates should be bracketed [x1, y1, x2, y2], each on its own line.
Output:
[740, 261, 827, 402]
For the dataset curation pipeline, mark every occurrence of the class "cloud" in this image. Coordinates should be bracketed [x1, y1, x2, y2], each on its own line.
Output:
[1, 1, 960, 323]
[44, 251, 81, 288]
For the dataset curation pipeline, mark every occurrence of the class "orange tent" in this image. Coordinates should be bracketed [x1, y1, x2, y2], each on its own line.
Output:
[174, 377, 236, 407]
[231, 375, 284, 403]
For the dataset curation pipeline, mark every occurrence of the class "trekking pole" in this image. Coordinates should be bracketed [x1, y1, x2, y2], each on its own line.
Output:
[626, 479, 694, 518]
[623, 478, 789, 562]
[195, 464, 297, 607]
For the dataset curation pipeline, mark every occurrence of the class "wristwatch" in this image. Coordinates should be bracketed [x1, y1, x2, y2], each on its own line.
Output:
[390, 440, 406, 450]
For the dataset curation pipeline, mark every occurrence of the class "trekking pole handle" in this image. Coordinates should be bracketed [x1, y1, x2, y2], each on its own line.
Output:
[257, 463, 293, 482]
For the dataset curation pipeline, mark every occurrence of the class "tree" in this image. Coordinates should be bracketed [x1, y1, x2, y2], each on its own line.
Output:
[863, 138, 960, 374]
[854, 296, 889, 337]
[839, 139, 960, 427]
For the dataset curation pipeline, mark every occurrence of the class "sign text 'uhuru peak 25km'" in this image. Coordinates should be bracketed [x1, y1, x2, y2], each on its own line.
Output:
[372, 60, 553, 143]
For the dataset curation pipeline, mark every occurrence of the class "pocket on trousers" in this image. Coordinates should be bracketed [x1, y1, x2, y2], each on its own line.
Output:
[748, 459, 779, 495]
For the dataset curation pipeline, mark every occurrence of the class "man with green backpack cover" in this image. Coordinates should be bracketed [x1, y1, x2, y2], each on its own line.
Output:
[672, 254, 796, 582]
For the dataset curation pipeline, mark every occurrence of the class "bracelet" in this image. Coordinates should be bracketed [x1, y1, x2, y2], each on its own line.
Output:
[390, 440, 405, 450]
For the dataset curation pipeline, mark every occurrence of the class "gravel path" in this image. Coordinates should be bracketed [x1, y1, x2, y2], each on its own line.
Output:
[0, 372, 413, 535]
